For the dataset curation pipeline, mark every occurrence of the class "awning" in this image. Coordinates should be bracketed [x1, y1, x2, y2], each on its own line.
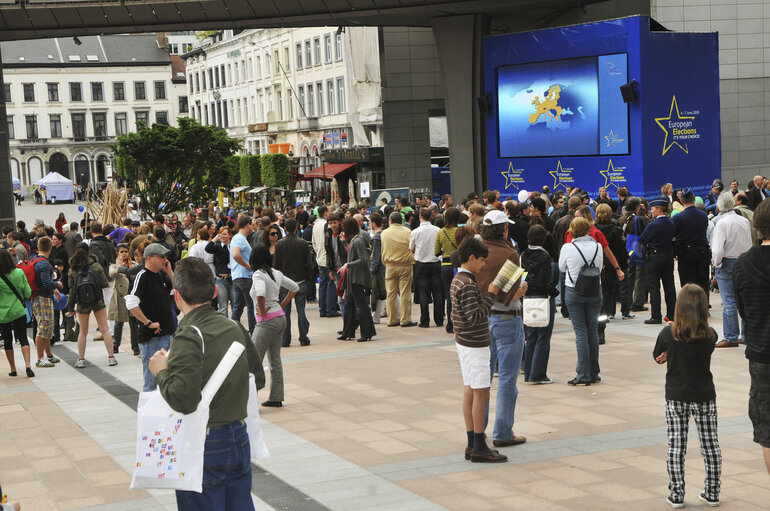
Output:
[247, 187, 267, 194]
[303, 162, 357, 180]
[230, 186, 249, 193]
[247, 187, 289, 193]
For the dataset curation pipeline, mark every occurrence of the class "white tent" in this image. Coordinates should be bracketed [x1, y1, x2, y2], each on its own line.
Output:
[36, 172, 74, 202]
[12, 177, 21, 190]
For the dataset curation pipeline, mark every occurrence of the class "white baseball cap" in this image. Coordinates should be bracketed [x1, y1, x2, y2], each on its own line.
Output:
[483, 210, 509, 226]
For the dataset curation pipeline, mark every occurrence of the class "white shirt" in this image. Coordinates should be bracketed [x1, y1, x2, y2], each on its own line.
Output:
[558, 236, 603, 288]
[409, 221, 440, 263]
[249, 268, 299, 315]
[312, 218, 328, 267]
[710, 211, 752, 267]
[187, 240, 216, 275]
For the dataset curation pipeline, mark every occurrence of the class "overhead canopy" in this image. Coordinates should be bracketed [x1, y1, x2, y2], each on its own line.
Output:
[230, 186, 249, 193]
[12, 177, 20, 190]
[36, 172, 74, 201]
[304, 163, 356, 180]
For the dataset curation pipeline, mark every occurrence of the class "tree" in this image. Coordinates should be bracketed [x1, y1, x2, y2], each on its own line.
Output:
[260, 154, 290, 189]
[240, 155, 261, 187]
[111, 118, 241, 215]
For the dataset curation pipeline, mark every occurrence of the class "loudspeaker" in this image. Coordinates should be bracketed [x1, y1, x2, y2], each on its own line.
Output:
[620, 80, 638, 103]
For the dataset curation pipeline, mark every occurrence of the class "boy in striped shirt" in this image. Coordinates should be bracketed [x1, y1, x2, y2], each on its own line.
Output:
[450, 237, 507, 463]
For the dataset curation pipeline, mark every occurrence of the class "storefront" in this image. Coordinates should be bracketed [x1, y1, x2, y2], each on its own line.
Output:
[303, 147, 385, 204]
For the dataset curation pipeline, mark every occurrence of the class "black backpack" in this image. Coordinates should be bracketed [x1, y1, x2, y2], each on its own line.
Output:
[74, 266, 101, 306]
[568, 242, 601, 298]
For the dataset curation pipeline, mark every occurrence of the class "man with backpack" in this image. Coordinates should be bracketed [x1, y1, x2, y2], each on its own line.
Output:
[88, 223, 117, 340]
[20, 236, 62, 368]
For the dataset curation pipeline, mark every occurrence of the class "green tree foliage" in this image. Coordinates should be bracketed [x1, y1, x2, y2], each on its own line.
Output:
[111, 118, 241, 215]
[260, 154, 290, 189]
[239, 155, 261, 187]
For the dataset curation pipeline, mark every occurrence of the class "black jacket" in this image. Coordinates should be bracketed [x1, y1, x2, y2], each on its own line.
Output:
[204, 241, 231, 276]
[596, 221, 628, 272]
[273, 233, 313, 284]
[734, 245, 770, 363]
[521, 246, 555, 297]
[747, 187, 766, 211]
[325, 228, 347, 271]
[89, 235, 117, 280]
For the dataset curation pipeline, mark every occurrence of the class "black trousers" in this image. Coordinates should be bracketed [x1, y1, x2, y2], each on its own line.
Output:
[341, 283, 377, 339]
[646, 252, 677, 320]
[677, 247, 711, 299]
[441, 265, 454, 329]
[414, 261, 444, 326]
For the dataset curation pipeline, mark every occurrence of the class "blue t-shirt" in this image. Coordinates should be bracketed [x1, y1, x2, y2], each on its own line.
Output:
[109, 227, 132, 244]
[230, 233, 253, 280]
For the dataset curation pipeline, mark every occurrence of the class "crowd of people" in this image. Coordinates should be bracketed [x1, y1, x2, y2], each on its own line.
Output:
[1, 174, 770, 508]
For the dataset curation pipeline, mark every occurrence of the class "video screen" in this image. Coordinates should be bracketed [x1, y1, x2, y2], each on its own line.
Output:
[497, 53, 629, 158]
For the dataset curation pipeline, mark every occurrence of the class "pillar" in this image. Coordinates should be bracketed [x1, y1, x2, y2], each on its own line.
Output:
[0, 51, 16, 228]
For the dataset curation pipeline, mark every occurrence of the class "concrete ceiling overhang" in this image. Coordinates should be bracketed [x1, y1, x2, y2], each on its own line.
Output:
[0, 0, 607, 41]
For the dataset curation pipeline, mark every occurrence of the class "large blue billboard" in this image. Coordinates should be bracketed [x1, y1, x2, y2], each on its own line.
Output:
[484, 16, 721, 199]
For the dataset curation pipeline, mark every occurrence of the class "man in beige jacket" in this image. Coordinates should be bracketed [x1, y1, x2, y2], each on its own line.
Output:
[381, 212, 416, 327]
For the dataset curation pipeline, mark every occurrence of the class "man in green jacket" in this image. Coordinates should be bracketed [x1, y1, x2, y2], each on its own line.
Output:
[149, 257, 264, 510]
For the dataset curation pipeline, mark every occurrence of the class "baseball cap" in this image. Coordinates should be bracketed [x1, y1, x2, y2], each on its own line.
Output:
[483, 210, 509, 225]
[143, 243, 170, 258]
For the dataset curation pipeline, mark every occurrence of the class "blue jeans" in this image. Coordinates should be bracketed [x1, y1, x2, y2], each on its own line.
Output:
[175, 421, 254, 511]
[139, 335, 172, 391]
[231, 278, 255, 334]
[524, 297, 555, 382]
[318, 266, 337, 316]
[281, 285, 310, 344]
[565, 287, 602, 382]
[486, 314, 525, 442]
[715, 258, 742, 342]
[216, 277, 235, 315]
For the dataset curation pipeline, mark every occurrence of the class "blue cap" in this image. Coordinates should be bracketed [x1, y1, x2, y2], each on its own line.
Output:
[681, 188, 695, 201]
[649, 197, 669, 208]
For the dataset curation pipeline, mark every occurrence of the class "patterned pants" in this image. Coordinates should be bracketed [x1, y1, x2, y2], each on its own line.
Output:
[665, 400, 722, 501]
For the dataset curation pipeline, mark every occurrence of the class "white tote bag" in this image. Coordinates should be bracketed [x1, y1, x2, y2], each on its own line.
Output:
[523, 297, 550, 327]
[130, 339, 245, 493]
[246, 373, 270, 459]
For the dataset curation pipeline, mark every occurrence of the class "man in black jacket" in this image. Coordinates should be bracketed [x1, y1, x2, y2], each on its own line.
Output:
[747, 175, 768, 210]
[273, 218, 313, 346]
[734, 198, 770, 475]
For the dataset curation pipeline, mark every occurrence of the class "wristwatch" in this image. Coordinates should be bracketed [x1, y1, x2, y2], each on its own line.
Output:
[144, 319, 151, 326]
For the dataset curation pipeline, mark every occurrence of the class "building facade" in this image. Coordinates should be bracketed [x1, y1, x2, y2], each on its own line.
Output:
[2, 34, 187, 191]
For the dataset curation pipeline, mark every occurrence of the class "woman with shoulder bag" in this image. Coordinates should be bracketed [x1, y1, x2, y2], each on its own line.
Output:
[595, 204, 630, 343]
[0, 248, 34, 377]
[521, 225, 557, 384]
[434, 207, 460, 334]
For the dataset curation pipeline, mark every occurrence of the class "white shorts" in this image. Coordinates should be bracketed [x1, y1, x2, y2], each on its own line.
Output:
[456, 343, 491, 389]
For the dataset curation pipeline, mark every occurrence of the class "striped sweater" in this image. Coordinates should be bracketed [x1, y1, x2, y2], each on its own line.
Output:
[450, 270, 494, 348]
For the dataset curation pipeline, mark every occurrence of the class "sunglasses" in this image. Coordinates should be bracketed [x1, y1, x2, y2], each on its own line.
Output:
[269, 232, 279, 237]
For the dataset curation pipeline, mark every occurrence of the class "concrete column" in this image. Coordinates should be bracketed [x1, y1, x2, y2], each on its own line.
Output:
[432, 15, 488, 198]
[0, 52, 16, 228]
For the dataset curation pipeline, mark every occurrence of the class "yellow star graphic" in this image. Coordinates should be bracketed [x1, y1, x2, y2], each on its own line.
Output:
[500, 162, 521, 190]
[654, 95, 695, 156]
[604, 129, 623, 148]
[599, 159, 625, 190]
[549, 160, 570, 191]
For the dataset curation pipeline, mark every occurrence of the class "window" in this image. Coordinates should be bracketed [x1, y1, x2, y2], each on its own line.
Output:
[25, 115, 37, 139]
[208, 69, 214, 89]
[91, 82, 104, 101]
[70, 82, 82, 102]
[23, 83, 35, 102]
[49, 114, 62, 138]
[71, 113, 86, 138]
[295, 43, 303, 69]
[316, 81, 324, 116]
[154, 81, 166, 100]
[47, 83, 59, 102]
[335, 32, 343, 61]
[92, 113, 107, 137]
[201, 71, 206, 91]
[336, 77, 345, 113]
[305, 40, 312, 67]
[288, 89, 293, 119]
[179, 96, 189, 114]
[233, 62, 239, 84]
[256, 56, 262, 77]
[195, 73, 200, 92]
[298, 85, 305, 117]
[277, 90, 283, 120]
[113, 82, 125, 101]
[326, 78, 335, 114]
[6, 116, 14, 139]
[220, 65, 226, 87]
[3, 83, 10, 103]
[135, 111, 149, 127]
[134, 81, 146, 100]
[156, 111, 169, 125]
[314, 37, 321, 66]
[115, 113, 127, 136]
[274, 50, 279, 74]
[324, 34, 332, 63]
[307, 83, 314, 117]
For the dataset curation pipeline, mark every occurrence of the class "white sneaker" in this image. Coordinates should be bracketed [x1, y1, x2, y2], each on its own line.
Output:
[75, 359, 86, 369]
[108, 357, 118, 367]
[48, 355, 61, 364]
[36, 358, 55, 368]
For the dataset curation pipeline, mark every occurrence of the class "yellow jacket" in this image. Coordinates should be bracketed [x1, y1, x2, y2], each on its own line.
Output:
[381, 224, 414, 266]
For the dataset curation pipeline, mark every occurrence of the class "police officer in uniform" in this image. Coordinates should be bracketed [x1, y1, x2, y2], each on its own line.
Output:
[672, 188, 711, 298]
[639, 197, 676, 324]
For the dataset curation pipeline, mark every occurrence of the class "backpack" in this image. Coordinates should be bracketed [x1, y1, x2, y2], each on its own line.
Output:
[74, 266, 101, 306]
[567, 242, 601, 298]
[18, 255, 46, 298]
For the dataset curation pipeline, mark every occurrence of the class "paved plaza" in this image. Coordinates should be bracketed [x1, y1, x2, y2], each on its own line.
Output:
[2, 201, 768, 510]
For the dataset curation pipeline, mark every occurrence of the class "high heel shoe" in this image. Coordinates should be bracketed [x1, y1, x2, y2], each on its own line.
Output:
[357, 336, 373, 342]
[337, 335, 354, 341]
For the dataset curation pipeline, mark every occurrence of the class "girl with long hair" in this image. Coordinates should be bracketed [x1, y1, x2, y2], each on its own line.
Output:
[0, 248, 34, 377]
[337, 218, 376, 342]
[262, 224, 283, 265]
[653, 283, 721, 508]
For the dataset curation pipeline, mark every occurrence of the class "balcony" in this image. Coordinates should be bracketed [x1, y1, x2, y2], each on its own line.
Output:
[19, 138, 47, 145]
[298, 117, 319, 131]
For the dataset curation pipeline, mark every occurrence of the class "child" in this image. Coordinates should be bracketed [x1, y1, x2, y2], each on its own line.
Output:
[653, 283, 721, 508]
[450, 237, 506, 463]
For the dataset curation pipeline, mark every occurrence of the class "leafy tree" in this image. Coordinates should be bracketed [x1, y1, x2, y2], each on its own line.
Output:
[240, 155, 261, 187]
[111, 118, 241, 215]
[260, 154, 290, 189]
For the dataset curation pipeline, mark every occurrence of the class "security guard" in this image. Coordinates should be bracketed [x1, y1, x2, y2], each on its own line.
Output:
[672, 188, 711, 298]
[639, 197, 676, 324]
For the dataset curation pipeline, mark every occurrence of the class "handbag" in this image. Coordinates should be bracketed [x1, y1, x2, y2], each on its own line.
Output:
[625, 216, 646, 267]
[246, 374, 270, 459]
[0, 273, 34, 323]
[64, 320, 79, 343]
[523, 297, 550, 327]
[130, 332, 246, 493]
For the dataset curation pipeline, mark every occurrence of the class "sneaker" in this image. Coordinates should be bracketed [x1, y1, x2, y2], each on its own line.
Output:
[699, 492, 719, 507]
[666, 495, 684, 509]
[108, 357, 118, 367]
[532, 377, 554, 384]
[48, 355, 60, 364]
[36, 358, 55, 368]
[75, 358, 86, 369]
[567, 378, 591, 386]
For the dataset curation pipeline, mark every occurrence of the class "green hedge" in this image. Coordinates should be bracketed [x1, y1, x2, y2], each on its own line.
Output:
[240, 155, 261, 187]
[260, 153, 290, 188]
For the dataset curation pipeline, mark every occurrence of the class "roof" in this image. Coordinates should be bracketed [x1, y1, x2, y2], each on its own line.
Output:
[1, 34, 170, 67]
[169, 55, 187, 83]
